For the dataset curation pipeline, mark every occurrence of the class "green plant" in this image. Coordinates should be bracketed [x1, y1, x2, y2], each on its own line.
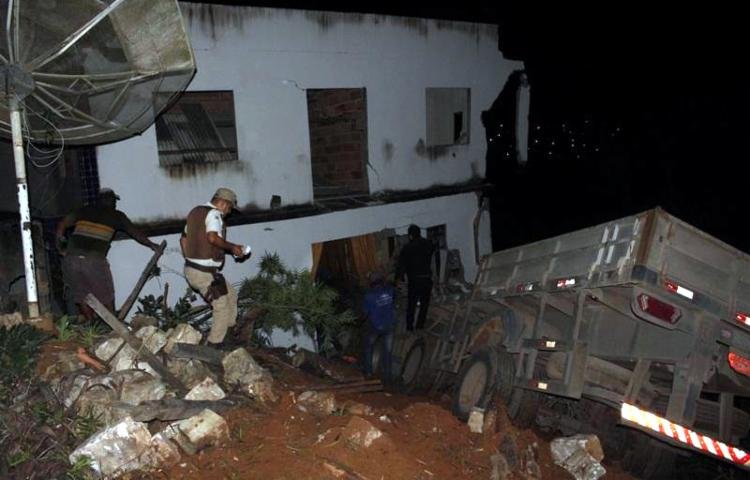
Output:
[0, 324, 47, 402]
[239, 253, 356, 353]
[136, 290, 195, 330]
[71, 407, 103, 440]
[76, 323, 108, 349]
[66, 456, 94, 480]
[56, 316, 76, 341]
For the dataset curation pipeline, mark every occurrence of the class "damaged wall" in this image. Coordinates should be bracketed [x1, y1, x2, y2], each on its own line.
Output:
[108, 192, 481, 346]
[96, 4, 522, 222]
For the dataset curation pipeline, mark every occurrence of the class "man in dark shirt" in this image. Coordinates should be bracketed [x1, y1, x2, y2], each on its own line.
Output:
[56, 188, 159, 322]
[396, 224, 435, 331]
[362, 272, 396, 383]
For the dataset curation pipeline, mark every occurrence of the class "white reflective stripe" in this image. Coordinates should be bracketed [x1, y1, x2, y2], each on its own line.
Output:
[675, 425, 688, 443]
[719, 442, 732, 460]
[689, 431, 702, 448]
[647, 412, 661, 433]
[676, 285, 694, 299]
[705, 438, 717, 455]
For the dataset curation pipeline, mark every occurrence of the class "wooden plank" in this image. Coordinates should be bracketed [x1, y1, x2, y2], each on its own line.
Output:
[85, 293, 187, 394]
[170, 342, 225, 365]
[129, 398, 235, 422]
[117, 240, 166, 322]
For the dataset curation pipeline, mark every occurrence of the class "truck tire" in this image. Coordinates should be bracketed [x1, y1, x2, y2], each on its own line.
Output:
[399, 339, 425, 393]
[496, 351, 540, 428]
[621, 434, 678, 479]
[452, 348, 497, 421]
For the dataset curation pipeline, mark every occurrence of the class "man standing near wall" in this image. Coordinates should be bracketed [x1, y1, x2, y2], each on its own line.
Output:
[180, 188, 250, 344]
[56, 188, 160, 322]
[362, 272, 396, 384]
[396, 224, 435, 331]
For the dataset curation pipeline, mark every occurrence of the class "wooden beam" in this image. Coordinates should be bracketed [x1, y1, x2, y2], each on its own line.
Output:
[117, 240, 166, 322]
[170, 343, 225, 365]
[85, 293, 187, 394]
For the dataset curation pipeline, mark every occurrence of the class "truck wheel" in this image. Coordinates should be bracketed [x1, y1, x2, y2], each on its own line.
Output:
[399, 339, 425, 393]
[622, 434, 678, 479]
[452, 348, 496, 421]
[496, 351, 540, 428]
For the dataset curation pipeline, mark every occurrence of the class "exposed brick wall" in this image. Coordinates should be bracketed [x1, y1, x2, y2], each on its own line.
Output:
[307, 88, 369, 197]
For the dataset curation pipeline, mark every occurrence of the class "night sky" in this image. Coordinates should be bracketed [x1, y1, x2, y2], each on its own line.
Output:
[199, 2, 750, 251]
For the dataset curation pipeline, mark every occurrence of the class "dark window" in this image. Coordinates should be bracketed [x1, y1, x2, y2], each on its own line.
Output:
[155, 91, 238, 167]
[426, 88, 470, 146]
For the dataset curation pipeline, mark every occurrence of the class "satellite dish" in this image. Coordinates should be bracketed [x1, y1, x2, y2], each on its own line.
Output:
[0, 0, 196, 317]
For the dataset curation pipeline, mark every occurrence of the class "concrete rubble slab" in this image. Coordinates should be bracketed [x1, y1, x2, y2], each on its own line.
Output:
[341, 416, 387, 448]
[164, 324, 202, 354]
[171, 408, 229, 455]
[117, 371, 167, 405]
[222, 348, 276, 403]
[550, 434, 606, 480]
[143, 432, 181, 470]
[134, 325, 168, 354]
[95, 336, 125, 363]
[185, 377, 226, 401]
[69, 416, 153, 478]
[296, 390, 337, 416]
[167, 358, 216, 390]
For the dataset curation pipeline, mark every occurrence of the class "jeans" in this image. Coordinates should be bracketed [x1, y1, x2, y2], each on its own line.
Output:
[406, 278, 432, 330]
[363, 327, 394, 383]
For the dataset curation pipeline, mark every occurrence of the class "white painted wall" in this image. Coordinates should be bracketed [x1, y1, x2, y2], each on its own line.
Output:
[109, 192, 483, 346]
[96, 5, 522, 223]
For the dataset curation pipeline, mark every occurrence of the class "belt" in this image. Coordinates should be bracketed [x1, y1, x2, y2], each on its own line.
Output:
[185, 260, 219, 273]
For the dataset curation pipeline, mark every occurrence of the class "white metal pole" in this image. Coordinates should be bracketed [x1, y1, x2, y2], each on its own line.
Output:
[9, 96, 40, 319]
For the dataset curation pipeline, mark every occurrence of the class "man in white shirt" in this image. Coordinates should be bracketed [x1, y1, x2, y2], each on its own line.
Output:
[180, 187, 250, 344]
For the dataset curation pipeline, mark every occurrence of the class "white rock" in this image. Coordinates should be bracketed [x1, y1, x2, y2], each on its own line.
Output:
[95, 337, 125, 362]
[297, 390, 337, 416]
[550, 434, 606, 480]
[69, 417, 152, 478]
[467, 407, 485, 434]
[134, 326, 168, 354]
[164, 324, 202, 353]
[167, 358, 216, 389]
[341, 416, 385, 448]
[222, 348, 276, 402]
[118, 372, 167, 405]
[185, 377, 226, 401]
[172, 409, 229, 455]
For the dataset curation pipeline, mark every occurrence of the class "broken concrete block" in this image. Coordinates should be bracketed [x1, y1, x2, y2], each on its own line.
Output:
[467, 407, 485, 433]
[107, 344, 159, 377]
[222, 348, 276, 402]
[550, 434, 606, 480]
[134, 325, 168, 354]
[164, 324, 202, 354]
[167, 358, 216, 389]
[143, 432, 181, 470]
[342, 401, 373, 417]
[185, 377, 226, 401]
[118, 372, 167, 405]
[95, 336, 125, 362]
[297, 390, 337, 417]
[341, 416, 385, 448]
[69, 416, 153, 478]
[172, 409, 229, 455]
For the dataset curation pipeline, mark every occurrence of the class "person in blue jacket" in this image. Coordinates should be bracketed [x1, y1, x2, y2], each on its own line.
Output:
[362, 271, 396, 384]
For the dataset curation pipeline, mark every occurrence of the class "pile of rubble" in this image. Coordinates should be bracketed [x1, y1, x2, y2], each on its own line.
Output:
[39, 316, 276, 479]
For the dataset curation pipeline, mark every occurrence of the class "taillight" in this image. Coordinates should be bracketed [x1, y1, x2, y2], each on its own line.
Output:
[736, 312, 750, 327]
[665, 280, 694, 300]
[728, 352, 750, 377]
[556, 278, 576, 288]
[637, 294, 681, 324]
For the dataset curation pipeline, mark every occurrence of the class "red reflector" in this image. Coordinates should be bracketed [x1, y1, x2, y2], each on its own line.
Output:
[737, 312, 750, 327]
[665, 280, 678, 293]
[728, 352, 750, 377]
[637, 294, 681, 324]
